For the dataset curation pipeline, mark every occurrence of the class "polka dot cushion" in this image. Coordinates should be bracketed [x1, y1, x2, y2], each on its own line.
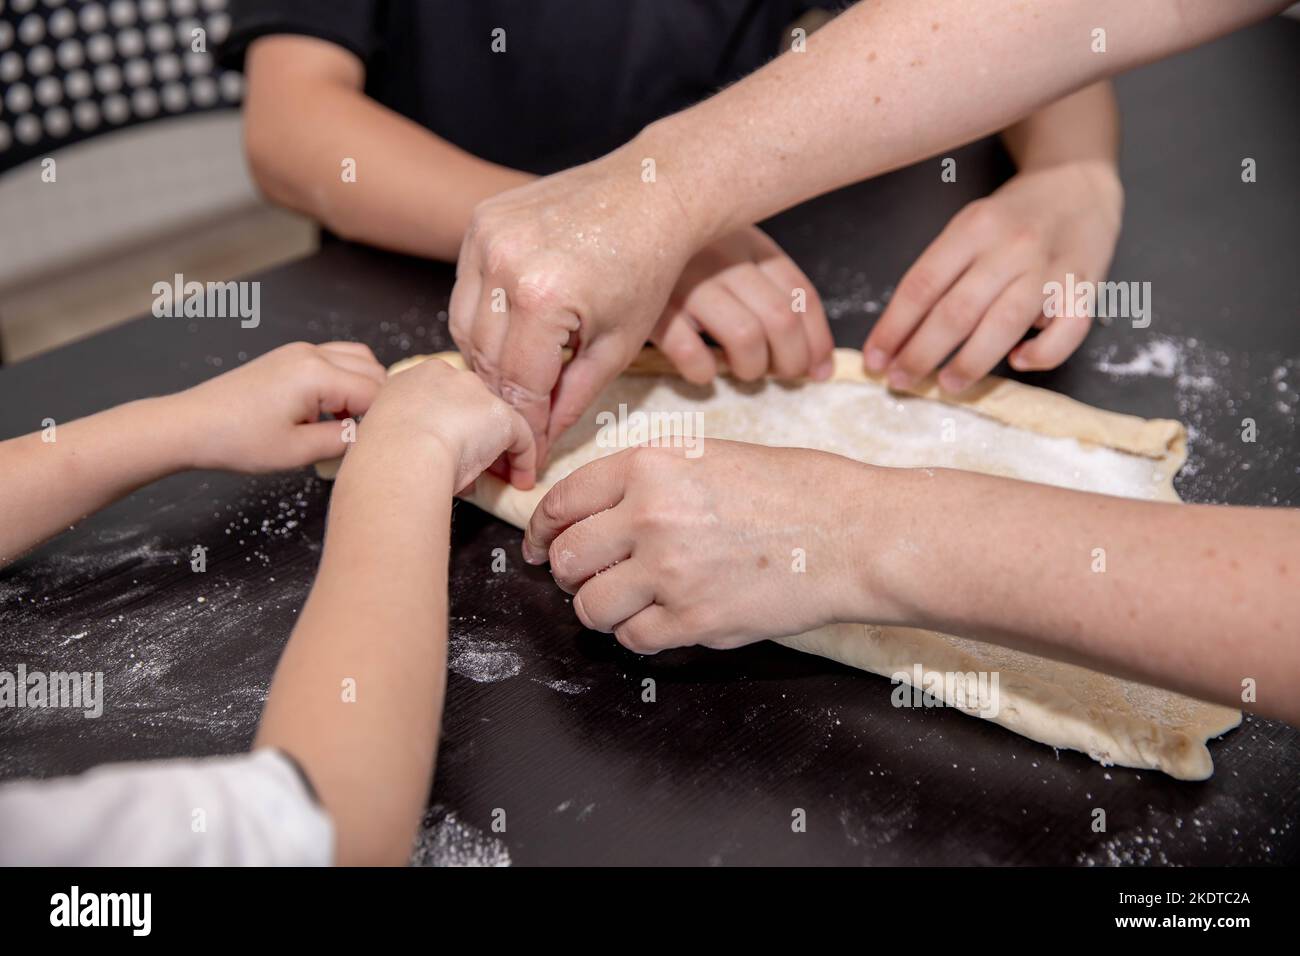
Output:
[0, 0, 242, 172]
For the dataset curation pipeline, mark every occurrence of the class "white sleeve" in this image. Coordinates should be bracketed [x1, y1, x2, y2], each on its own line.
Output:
[0, 749, 334, 866]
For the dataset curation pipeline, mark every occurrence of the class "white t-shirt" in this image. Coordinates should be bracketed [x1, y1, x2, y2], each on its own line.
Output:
[0, 749, 333, 866]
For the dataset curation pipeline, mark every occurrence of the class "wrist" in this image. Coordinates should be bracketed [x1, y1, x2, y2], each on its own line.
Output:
[628, 119, 731, 249]
[1075, 158, 1124, 216]
[832, 463, 930, 628]
[346, 419, 459, 484]
[137, 394, 208, 474]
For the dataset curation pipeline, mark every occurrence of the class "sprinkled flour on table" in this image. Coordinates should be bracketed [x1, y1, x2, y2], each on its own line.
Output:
[1095, 339, 1180, 378]
[448, 635, 523, 684]
[1089, 332, 1298, 504]
[409, 807, 511, 867]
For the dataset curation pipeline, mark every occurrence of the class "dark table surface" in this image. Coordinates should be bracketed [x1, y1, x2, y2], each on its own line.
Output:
[1, 21, 1297, 866]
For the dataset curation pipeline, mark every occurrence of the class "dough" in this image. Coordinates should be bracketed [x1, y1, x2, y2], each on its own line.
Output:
[318, 348, 1241, 780]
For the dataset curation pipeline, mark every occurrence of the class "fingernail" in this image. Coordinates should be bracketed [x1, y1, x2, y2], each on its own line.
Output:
[522, 539, 546, 565]
[887, 368, 912, 390]
[812, 358, 834, 381]
[938, 370, 966, 394]
[864, 347, 888, 372]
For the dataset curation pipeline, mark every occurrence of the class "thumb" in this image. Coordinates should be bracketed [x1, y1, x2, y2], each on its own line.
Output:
[547, 338, 630, 449]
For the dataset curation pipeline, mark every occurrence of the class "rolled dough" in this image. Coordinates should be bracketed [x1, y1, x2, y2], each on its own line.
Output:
[318, 348, 1240, 780]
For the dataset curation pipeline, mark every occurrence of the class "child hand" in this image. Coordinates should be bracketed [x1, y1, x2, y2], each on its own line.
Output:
[650, 226, 834, 384]
[863, 160, 1123, 394]
[173, 342, 386, 473]
[358, 358, 536, 492]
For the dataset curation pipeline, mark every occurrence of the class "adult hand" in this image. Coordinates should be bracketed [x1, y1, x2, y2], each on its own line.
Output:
[448, 145, 706, 487]
[863, 160, 1123, 394]
[522, 440, 891, 654]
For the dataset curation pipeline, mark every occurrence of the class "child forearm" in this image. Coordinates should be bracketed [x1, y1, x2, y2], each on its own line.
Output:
[859, 467, 1300, 722]
[0, 398, 193, 568]
[253, 436, 454, 866]
[1000, 81, 1120, 172]
[243, 36, 531, 261]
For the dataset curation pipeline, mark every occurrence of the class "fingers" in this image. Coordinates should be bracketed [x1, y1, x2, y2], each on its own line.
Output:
[465, 279, 510, 392]
[496, 403, 537, 493]
[649, 311, 718, 385]
[523, 448, 635, 563]
[613, 603, 682, 655]
[1009, 266, 1093, 371]
[937, 274, 1043, 393]
[313, 364, 384, 419]
[291, 418, 360, 464]
[547, 506, 634, 594]
[494, 296, 577, 456]
[318, 341, 379, 362]
[887, 248, 1033, 389]
[317, 348, 387, 387]
[864, 218, 976, 372]
[572, 561, 654, 633]
[757, 255, 834, 380]
[546, 335, 628, 450]
[723, 262, 808, 379]
[683, 281, 769, 381]
[448, 236, 482, 356]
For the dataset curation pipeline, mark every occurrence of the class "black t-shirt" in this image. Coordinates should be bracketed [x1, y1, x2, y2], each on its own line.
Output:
[221, 0, 823, 174]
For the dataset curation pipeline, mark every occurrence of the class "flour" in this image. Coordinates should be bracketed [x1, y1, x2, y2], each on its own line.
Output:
[0, 474, 326, 778]
[546, 369, 1173, 503]
[1095, 339, 1179, 378]
[818, 270, 893, 323]
[1088, 333, 1299, 505]
[539, 678, 588, 695]
[409, 807, 511, 867]
[448, 636, 522, 684]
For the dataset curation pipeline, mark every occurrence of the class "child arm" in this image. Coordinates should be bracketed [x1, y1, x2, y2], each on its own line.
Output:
[242, 35, 533, 262]
[253, 359, 534, 865]
[0, 342, 384, 569]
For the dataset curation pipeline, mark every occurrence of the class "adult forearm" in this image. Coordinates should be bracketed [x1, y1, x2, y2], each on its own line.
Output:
[246, 83, 531, 260]
[0, 398, 193, 568]
[255, 439, 453, 865]
[637, 0, 1285, 245]
[856, 466, 1300, 722]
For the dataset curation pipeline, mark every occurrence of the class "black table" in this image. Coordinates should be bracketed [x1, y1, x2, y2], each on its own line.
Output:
[1, 20, 1297, 866]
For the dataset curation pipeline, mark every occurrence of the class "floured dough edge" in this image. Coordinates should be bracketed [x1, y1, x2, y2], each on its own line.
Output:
[314, 348, 1239, 780]
[318, 347, 1187, 493]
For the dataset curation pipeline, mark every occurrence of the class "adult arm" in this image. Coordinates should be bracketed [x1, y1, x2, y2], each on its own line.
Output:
[525, 442, 1299, 725]
[452, 0, 1288, 475]
[242, 35, 834, 396]
[653, 0, 1283, 239]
